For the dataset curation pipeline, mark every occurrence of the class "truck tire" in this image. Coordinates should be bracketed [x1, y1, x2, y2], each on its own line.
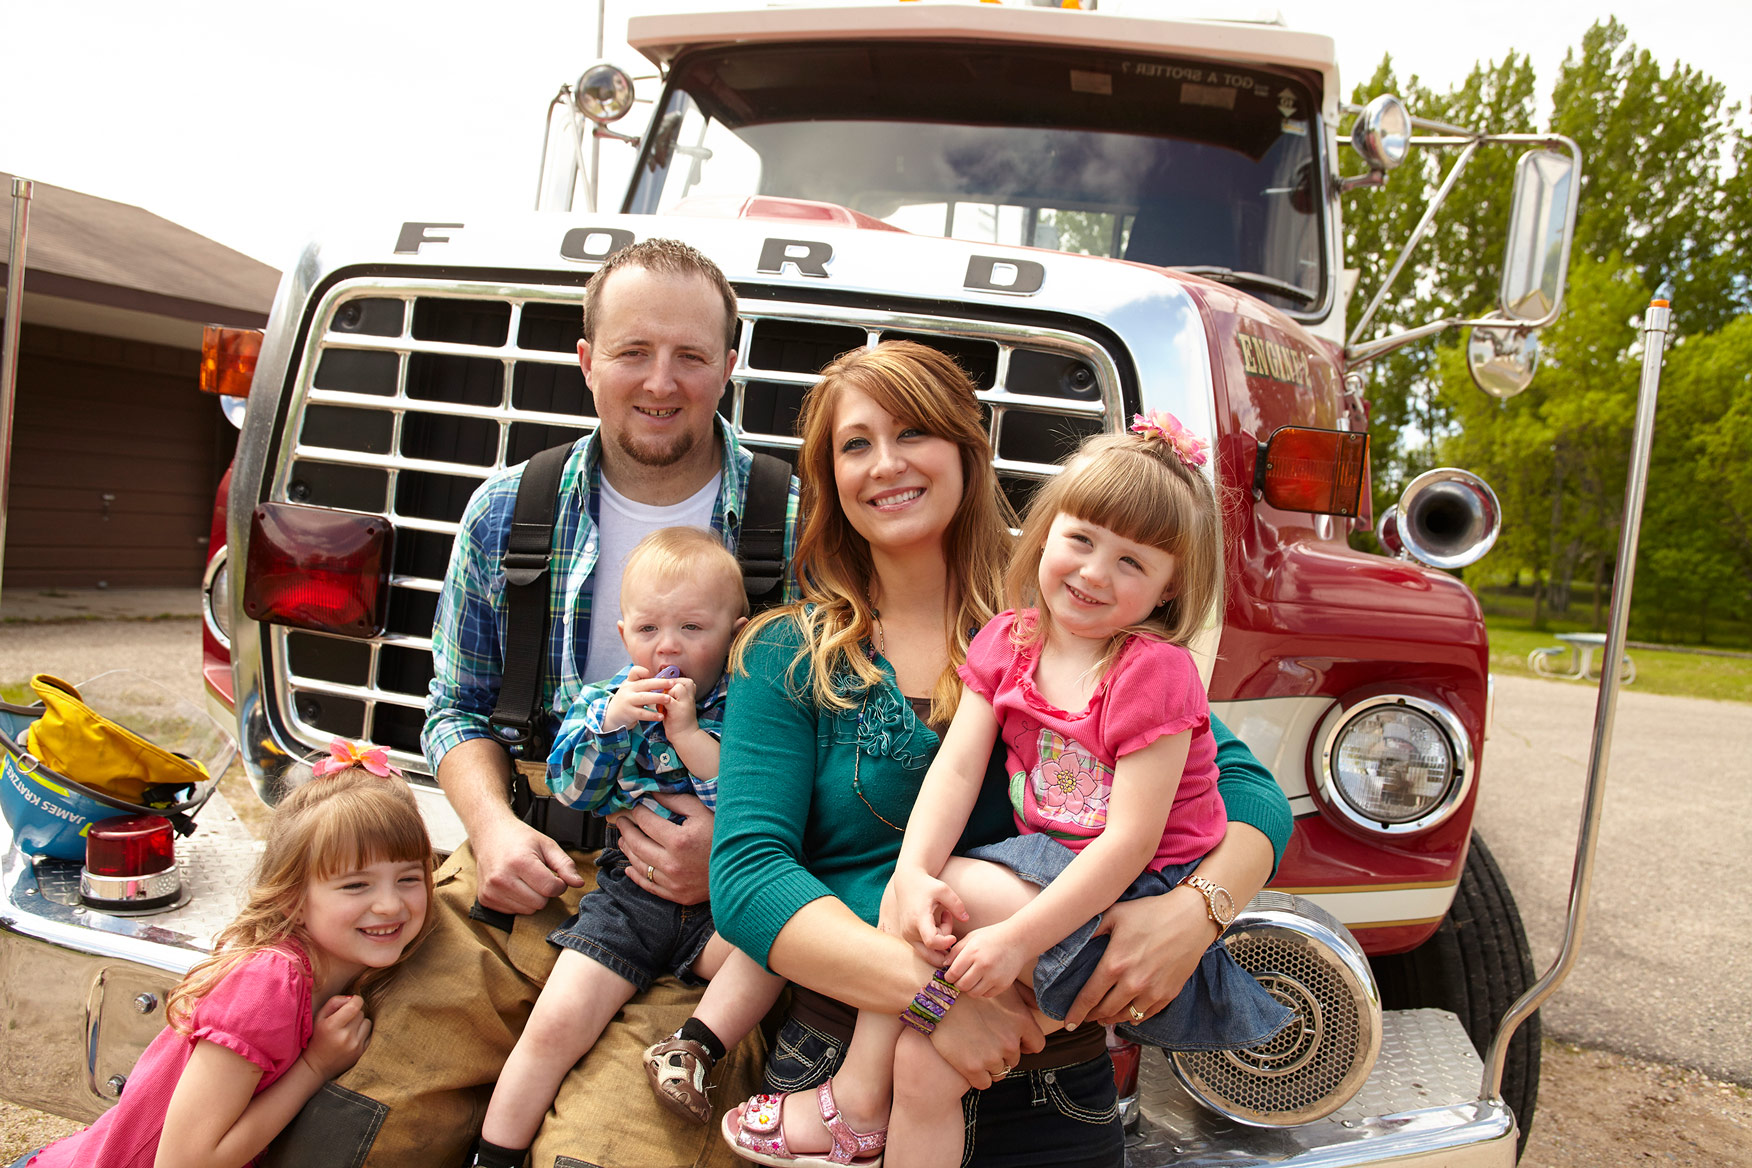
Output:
[1369, 832, 1541, 1159]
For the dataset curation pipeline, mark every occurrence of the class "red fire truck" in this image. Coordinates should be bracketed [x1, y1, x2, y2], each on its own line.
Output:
[5, 4, 1588, 1164]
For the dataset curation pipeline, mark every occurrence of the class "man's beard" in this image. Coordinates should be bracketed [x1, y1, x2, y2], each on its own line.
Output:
[615, 425, 699, 469]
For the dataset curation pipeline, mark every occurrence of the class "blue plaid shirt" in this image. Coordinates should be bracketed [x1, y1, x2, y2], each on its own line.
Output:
[422, 418, 800, 780]
[546, 664, 728, 818]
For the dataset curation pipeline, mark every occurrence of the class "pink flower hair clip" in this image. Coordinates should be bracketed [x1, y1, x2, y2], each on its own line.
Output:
[312, 737, 403, 779]
[1131, 411, 1209, 468]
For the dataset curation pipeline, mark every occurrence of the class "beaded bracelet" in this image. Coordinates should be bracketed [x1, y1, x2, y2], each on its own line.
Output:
[900, 968, 960, 1035]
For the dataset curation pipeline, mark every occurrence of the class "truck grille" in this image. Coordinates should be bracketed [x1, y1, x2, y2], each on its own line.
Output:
[269, 277, 1128, 768]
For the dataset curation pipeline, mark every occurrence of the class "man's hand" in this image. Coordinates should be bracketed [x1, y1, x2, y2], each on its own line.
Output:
[928, 984, 1045, 1090]
[472, 813, 586, 915]
[300, 995, 372, 1081]
[603, 666, 673, 732]
[1063, 887, 1214, 1028]
[609, 791, 713, 905]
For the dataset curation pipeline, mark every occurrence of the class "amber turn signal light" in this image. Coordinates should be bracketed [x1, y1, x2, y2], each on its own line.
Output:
[1256, 426, 1369, 516]
[200, 325, 262, 396]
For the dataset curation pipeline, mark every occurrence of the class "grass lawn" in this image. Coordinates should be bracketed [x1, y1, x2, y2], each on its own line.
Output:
[1487, 619, 1752, 704]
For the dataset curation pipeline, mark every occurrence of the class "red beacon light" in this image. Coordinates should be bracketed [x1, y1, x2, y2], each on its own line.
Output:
[80, 813, 185, 913]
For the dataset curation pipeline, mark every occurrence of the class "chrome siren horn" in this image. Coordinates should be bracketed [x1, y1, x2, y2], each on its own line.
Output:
[1172, 892, 1381, 1127]
[1394, 468, 1500, 570]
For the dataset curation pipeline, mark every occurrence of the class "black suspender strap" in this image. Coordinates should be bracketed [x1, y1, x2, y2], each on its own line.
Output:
[739, 451, 791, 615]
[489, 442, 571, 782]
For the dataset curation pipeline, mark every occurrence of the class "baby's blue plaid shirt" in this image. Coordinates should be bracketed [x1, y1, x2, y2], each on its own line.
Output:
[421, 418, 799, 783]
[545, 665, 728, 818]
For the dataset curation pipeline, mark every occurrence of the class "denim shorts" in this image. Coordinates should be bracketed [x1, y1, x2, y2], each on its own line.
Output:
[546, 845, 714, 993]
[964, 832, 1292, 1051]
[763, 1014, 1122, 1168]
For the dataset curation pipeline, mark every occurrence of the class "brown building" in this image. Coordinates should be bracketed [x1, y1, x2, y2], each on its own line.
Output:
[0, 174, 279, 590]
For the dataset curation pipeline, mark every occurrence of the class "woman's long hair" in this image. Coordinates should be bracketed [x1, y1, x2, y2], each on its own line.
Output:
[1005, 431, 1224, 672]
[734, 340, 1016, 725]
[166, 767, 436, 1032]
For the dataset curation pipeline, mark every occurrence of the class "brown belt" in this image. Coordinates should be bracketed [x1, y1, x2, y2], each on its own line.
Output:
[789, 986, 1108, 1072]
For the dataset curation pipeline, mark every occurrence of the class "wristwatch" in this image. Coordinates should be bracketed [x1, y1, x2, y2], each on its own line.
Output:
[1183, 875, 1237, 934]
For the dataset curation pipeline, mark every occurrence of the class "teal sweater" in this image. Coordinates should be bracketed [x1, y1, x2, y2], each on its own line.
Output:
[711, 615, 1293, 970]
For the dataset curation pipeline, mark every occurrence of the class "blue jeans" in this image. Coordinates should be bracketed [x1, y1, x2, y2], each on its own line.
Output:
[7, 1151, 41, 1168]
[765, 1015, 1123, 1168]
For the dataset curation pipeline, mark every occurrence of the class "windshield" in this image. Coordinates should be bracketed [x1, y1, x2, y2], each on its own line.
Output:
[628, 42, 1326, 313]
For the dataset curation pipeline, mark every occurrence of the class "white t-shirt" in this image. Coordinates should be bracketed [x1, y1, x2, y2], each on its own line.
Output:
[580, 471, 722, 684]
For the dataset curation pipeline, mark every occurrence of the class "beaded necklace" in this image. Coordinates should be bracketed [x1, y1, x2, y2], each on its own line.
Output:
[854, 607, 906, 832]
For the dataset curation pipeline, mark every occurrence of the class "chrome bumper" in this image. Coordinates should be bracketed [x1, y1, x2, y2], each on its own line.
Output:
[0, 795, 260, 1121]
[1129, 1009, 1516, 1167]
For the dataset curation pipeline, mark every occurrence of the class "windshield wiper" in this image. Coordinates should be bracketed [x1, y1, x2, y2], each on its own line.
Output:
[1172, 266, 1318, 306]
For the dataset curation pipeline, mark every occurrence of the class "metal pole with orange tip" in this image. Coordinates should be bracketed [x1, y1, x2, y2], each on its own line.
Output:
[0, 176, 33, 610]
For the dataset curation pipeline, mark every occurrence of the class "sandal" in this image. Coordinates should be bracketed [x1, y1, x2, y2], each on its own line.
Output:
[643, 1036, 714, 1125]
[721, 1079, 886, 1167]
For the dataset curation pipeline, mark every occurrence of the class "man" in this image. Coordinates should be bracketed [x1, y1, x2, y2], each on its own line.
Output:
[270, 239, 799, 1168]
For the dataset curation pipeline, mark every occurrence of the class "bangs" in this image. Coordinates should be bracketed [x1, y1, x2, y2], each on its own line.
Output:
[304, 786, 431, 879]
[1058, 447, 1187, 552]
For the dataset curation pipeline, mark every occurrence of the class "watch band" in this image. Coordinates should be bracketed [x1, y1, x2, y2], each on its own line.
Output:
[1184, 874, 1236, 932]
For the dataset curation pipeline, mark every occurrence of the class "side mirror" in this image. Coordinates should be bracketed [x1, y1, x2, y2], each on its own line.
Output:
[1467, 317, 1540, 400]
[1499, 149, 1579, 323]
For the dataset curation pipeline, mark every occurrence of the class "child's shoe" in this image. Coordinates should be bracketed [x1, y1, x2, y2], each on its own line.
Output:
[643, 1036, 714, 1124]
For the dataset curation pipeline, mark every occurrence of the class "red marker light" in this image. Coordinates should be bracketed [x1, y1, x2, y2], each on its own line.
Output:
[81, 814, 183, 912]
[243, 503, 393, 636]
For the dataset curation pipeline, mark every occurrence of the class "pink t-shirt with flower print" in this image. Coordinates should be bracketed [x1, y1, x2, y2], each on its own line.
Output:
[29, 945, 314, 1168]
[957, 609, 1225, 870]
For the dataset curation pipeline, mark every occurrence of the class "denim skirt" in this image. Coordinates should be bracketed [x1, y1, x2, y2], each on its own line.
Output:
[963, 831, 1292, 1051]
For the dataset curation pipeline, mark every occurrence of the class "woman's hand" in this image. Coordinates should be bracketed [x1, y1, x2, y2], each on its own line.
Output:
[929, 983, 1045, 1090]
[946, 923, 1028, 998]
[300, 995, 372, 1081]
[610, 791, 713, 904]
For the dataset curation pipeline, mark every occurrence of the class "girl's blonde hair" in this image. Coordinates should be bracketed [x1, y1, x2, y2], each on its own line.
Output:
[734, 340, 1017, 725]
[167, 767, 435, 1032]
[1005, 430, 1224, 666]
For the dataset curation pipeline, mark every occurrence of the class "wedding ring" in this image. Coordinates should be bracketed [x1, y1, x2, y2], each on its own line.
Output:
[1128, 1005, 1146, 1022]
[994, 1064, 1012, 1079]
[647, 864, 657, 883]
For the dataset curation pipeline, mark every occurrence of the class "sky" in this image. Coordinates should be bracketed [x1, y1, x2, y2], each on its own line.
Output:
[4, 0, 1749, 271]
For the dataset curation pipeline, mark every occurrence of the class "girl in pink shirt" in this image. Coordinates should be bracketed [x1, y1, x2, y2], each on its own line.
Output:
[17, 753, 434, 1168]
[724, 415, 1288, 1168]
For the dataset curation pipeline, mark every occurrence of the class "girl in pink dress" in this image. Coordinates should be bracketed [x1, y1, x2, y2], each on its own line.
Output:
[725, 414, 1287, 1168]
[15, 750, 434, 1168]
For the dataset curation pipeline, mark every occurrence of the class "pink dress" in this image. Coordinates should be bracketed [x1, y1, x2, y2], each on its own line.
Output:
[29, 946, 314, 1168]
[958, 609, 1225, 869]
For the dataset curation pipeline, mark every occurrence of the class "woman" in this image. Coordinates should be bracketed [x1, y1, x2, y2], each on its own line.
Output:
[711, 341, 1291, 1166]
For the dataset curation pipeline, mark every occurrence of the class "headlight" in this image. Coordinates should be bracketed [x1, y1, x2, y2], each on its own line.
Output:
[1316, 695, 1472, 835]
[203, 547, 232, 649]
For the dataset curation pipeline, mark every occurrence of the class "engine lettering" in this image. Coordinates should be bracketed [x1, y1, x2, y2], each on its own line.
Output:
[1236, 331, 1311, 388]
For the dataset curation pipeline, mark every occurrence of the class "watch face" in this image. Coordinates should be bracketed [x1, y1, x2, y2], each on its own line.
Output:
[1212, 888, 1236, 924]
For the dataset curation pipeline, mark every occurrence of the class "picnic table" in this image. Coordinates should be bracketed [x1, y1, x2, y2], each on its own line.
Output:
[1528, 631, 1636, 683]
